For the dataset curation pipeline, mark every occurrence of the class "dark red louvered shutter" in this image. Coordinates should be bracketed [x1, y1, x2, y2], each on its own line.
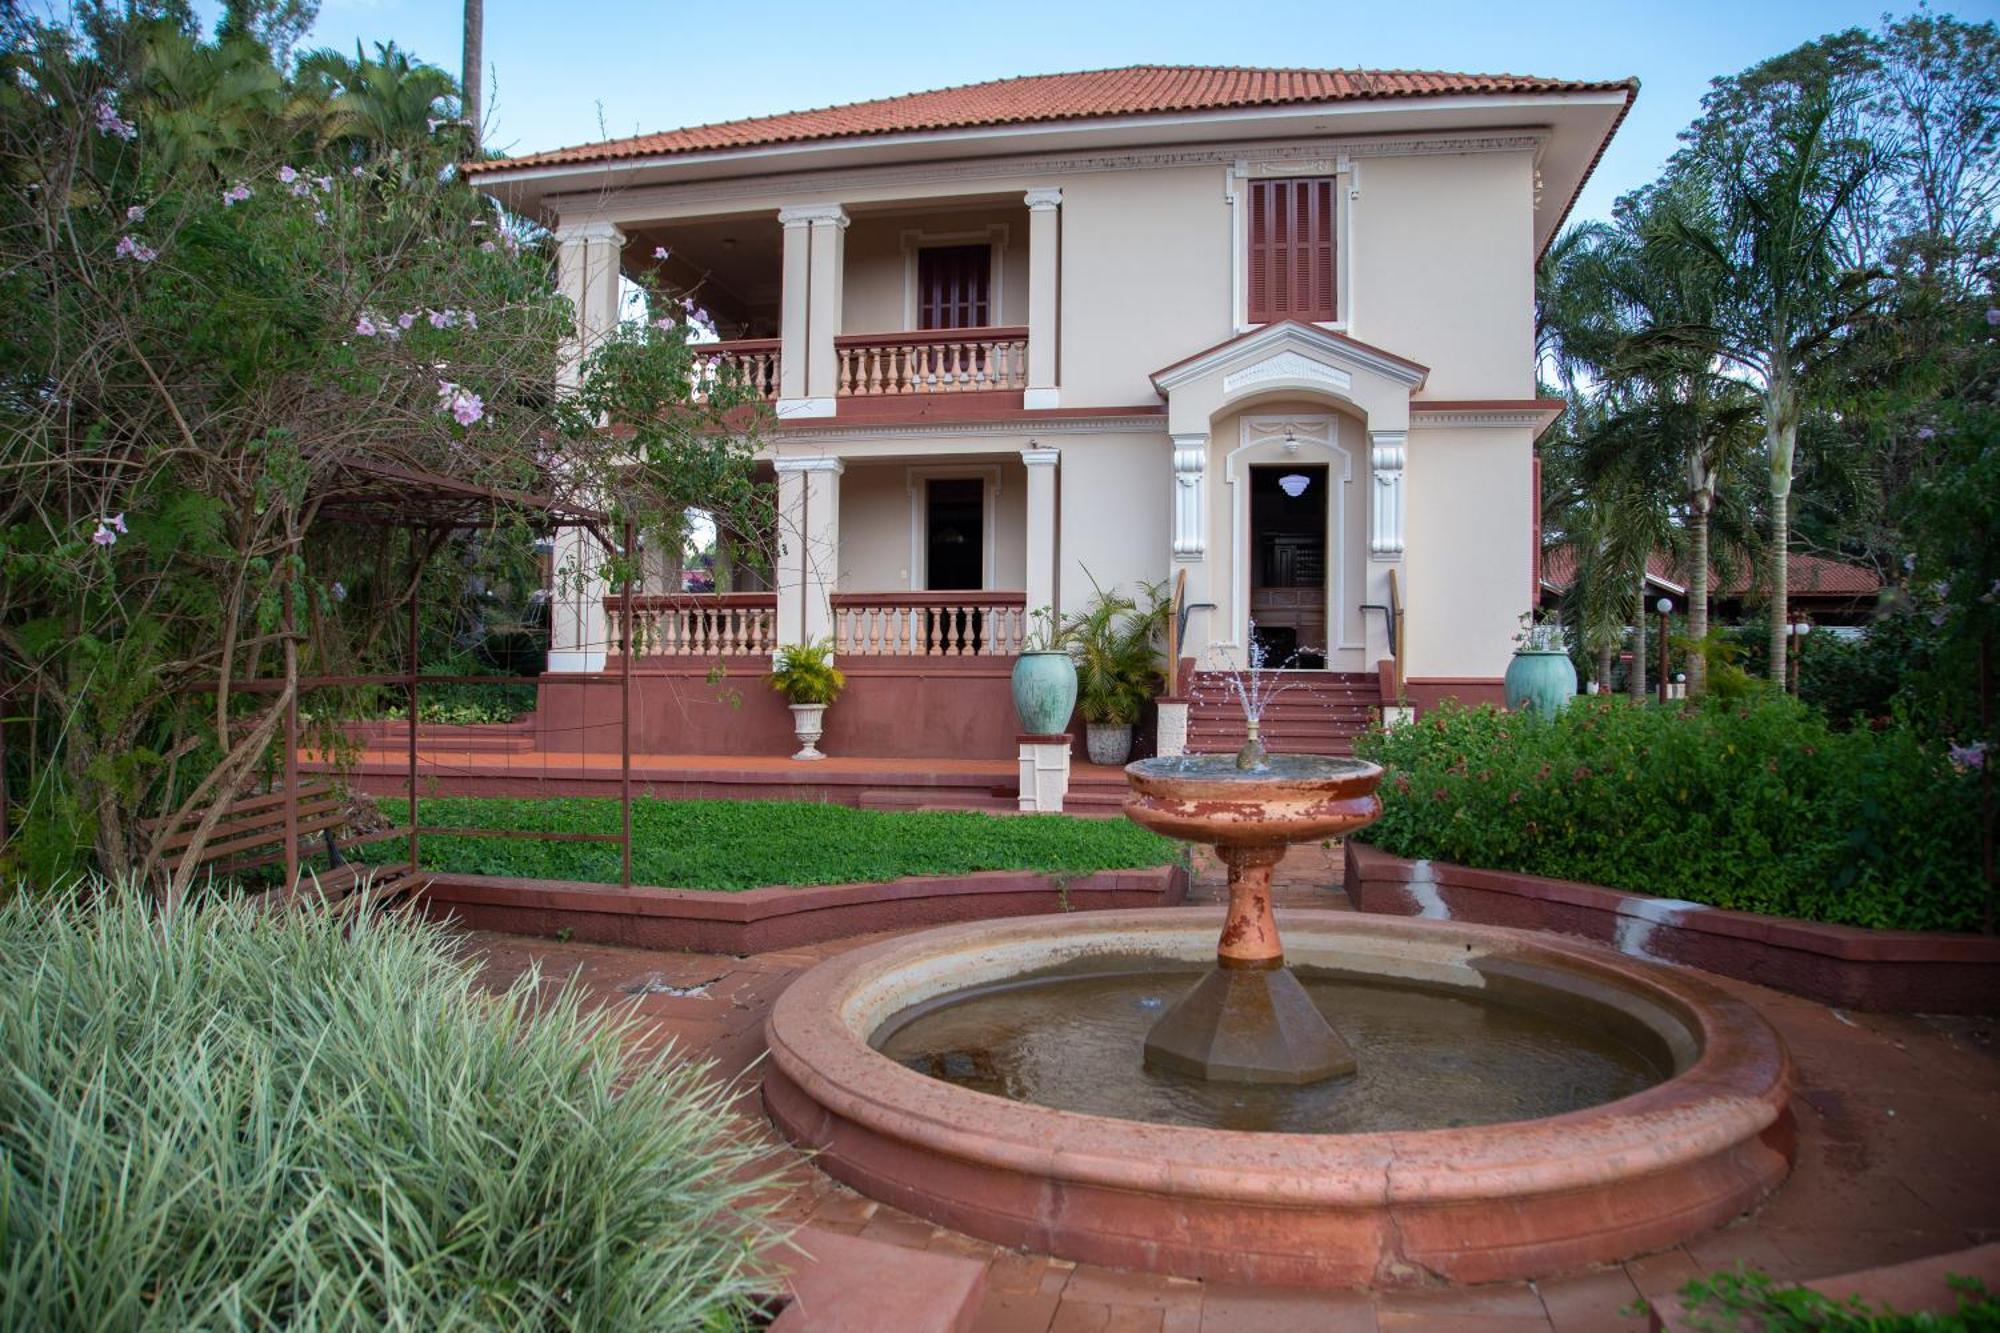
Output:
[1247, 177, 1336, 324]
[918, 244, 992, 330]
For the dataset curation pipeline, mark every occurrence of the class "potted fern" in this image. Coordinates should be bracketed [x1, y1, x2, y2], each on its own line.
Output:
[769, 639, 845, 760]
[1063, 582, 1168, 766]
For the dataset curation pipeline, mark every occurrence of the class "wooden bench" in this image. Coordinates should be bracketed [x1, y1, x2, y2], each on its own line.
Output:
[141, 780, 428, 910]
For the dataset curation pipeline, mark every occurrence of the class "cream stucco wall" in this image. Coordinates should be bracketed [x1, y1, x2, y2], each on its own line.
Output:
[1055, 432, 1173, 612]
[1348, 151, 1537, 400]
[1402, 426, 1537, 682]
[835, 456, 1027, 592]
[1057, 166, 1233, 407]
[841, 207, 1032, 335]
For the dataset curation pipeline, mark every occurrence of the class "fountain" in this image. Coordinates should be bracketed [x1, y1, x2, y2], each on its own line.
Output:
[762, 641, 1795, 1286]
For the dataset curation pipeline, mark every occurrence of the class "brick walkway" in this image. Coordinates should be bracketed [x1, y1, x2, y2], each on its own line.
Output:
[464, 844, 2000, 1332]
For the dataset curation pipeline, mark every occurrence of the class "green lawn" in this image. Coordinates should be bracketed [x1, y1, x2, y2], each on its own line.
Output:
[365, 797, 1175, 891]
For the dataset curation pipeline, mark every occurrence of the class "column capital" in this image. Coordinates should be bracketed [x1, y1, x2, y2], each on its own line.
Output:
[553, 216, 625, 246]
[773, 454, 844, 475]
[1023, 187, 1064, 211]
[778, 202, 848, 229]
[1021, 444, 1061, 467]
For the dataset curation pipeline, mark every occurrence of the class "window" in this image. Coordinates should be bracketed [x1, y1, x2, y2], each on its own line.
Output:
[1247, 177, 1337, 324]
[917, 244, 991, 330]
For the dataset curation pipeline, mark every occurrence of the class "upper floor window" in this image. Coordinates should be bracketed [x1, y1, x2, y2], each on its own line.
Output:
[1248, 177, 1336, 324]
[917, 244, 991, 330]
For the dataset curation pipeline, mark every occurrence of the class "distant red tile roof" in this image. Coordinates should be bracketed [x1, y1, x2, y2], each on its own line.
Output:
[1540, 547, 1884, 601]
[465, 65, 1637, 175]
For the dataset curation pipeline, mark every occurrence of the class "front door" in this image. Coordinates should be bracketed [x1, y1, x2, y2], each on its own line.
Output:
[1248, 464, 1329, 668]
[924, 478, 984, 590]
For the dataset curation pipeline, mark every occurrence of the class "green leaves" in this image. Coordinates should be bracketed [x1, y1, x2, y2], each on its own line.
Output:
[1355, 695, 1981, 932]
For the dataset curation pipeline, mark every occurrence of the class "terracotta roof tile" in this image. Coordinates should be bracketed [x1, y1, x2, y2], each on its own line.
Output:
[1540, 546, 1884, 600]
[465, 65, 1636, 175]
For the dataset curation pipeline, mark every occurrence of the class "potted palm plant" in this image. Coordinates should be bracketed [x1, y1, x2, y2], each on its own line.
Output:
[1064, 582, 1168, 766]
[768, 639, 845, 760]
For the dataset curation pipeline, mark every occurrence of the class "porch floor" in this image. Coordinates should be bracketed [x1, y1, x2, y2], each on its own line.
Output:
[304, 745, 1133, 811]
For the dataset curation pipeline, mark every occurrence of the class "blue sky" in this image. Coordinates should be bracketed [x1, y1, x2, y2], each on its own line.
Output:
[253, 0, 1997, 224]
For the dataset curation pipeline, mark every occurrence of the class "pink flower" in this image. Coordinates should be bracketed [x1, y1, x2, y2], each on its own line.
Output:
[278, 165, 298, 183]
[652, 246, 671, 260]
[653, 316, 674, 330]
[350, 166, 365, 178]
[93, 99, 137, 141]
[314, 175, 333, 193]
[114, 235, 157, 263]
[478, 240, 497, 253]
[1987, 308, 2000, 327]
[90, 522, 117, 546]
[1949, 741, 1987, 771]
[428, 309, 453, 329]
[222, 183, 252, 207]
[355, 315, 378, 337]
[108, 512, 127, 534]
[462, 309, 477, 330]
[452, 390, 484, 426]
[313, 210, 328, 226]
[125, 204, 145, 223]
[396, 312, 416, 330]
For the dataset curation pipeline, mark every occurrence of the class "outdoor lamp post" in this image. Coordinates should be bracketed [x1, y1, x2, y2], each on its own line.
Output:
[1787, 619, 1812, 695]
[1655, 598, 1673, 705]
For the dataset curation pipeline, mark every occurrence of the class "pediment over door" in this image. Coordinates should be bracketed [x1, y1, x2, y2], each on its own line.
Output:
[1150, 319, 1426, 436]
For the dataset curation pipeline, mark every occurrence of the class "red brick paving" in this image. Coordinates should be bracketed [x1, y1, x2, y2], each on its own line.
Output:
[461, 842, 2000, 1332]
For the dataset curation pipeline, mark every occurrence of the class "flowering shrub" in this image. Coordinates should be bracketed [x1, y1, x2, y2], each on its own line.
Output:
[1355, 696, 1984, 932]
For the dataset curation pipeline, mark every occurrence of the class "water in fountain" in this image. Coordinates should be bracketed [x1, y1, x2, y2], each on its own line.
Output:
[1190, 622, 1319, 769]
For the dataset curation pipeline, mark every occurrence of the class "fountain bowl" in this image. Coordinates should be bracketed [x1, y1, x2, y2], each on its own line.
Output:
[1121, 754, 1384, 848]
[762, 909, 1794, 1288]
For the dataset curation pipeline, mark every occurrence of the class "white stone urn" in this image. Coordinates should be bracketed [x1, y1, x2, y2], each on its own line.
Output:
[790, 703, 828, 761]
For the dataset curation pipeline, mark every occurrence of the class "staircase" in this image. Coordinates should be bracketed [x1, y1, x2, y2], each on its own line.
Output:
[1185, 670, 1382, 757]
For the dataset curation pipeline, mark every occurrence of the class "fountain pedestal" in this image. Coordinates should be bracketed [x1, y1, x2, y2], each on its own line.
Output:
[1143, 845, 1358, 1083]
[1123, 756, 1385, 1086]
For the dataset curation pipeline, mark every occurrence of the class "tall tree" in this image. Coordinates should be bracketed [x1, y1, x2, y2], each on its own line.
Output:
[1662, 63, 1887, 683]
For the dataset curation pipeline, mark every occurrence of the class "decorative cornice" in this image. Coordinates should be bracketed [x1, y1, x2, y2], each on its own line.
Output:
[1155, 320, 1427, 396]
[772, 413, 1166, 443]
[776, 202, 848, 227]
[1222, 350, 1353, 397]
[772, 455, 845, 474]
[1409, 408, 1554, 430]
[545, 132, 1546, 220]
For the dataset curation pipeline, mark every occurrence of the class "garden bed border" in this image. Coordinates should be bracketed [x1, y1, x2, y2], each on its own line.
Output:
[415, 862, 1188, 955]
[1343, 842, 2000, 1013]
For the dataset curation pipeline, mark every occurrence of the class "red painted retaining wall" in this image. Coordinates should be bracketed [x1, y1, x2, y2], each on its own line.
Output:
[1344, 842, 2000, 1013]
[415, 862, 1187, 955]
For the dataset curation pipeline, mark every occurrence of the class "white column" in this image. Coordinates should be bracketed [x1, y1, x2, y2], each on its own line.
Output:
[1171, 433, 1208, 559]
[776, 204, 846, 417]
[776, 209, 812, 405]
[548, 217, 625, 672]
[773, 456, 843, 649]
[1021, 445, 1060, 617]
[1023, 188, 1062, 409]
[1369, 430, 1407, 558]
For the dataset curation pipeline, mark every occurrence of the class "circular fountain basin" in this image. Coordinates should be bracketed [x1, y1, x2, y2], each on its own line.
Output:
[763, 909, 1794, 1288]
[1123, 754, 1384, 847]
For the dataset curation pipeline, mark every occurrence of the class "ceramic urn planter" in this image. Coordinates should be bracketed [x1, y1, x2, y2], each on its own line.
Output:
[1011, 650, 1077, 736]
[789, 703, 828, 761]
[1504, 649, 1577, 719]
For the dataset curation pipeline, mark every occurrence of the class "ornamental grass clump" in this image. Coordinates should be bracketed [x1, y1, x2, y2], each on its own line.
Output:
[0, 889, 781, 1331]
[1356, 695, 1984, 933]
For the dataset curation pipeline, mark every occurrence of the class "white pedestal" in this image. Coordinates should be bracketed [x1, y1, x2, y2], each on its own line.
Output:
[1017, 737, 1072, 813]
[1154, 701, 1190, 758]
[1380, 704, 1416, 729]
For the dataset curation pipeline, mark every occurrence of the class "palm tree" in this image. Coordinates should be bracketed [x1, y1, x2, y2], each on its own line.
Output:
[1657, 82, 1886, 684]
[462, 0, 483, 148]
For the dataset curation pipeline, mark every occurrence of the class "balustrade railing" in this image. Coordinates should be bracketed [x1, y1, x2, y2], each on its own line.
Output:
[832, 591, 1028, 657]
[609, 593, 777, 657]
[835, 327, 1029, 397]
[689, 339, 781, 401]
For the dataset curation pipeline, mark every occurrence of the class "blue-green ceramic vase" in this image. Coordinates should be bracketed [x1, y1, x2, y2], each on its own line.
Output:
[1503, 649, 1577, 719]
[1011, 651, 1077, 736]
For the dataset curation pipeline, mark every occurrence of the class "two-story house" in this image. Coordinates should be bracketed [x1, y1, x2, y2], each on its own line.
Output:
[467, 66, 1634, 766]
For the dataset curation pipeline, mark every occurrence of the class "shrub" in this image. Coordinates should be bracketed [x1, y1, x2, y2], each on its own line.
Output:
[0, 890, 781, 1330]
[1354, 696, 1984, 932]
[1667, 1268, 1996, 1331]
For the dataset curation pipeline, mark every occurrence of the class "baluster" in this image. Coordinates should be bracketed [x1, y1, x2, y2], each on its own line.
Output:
[837, 346, 852, 397]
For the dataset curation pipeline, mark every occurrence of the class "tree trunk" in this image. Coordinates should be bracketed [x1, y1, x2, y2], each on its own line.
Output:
[1597, 642, 1614, 694]
[1766, 390, 1797, 687]
[462, 0, 484, 147]
[1688, 494, 1711, 698]
[1629, 572, 1648, 701]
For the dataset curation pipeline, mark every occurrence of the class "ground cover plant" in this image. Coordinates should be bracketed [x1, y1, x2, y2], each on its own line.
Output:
[0, 889, 781, 1330]
[1355, 695, 1983, 932]
[1665, 1268, 1997, 1331]
[363, 797, 1176, 890]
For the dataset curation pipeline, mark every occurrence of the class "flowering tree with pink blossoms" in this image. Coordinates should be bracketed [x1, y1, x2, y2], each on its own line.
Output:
[0, 16, 768, 887]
